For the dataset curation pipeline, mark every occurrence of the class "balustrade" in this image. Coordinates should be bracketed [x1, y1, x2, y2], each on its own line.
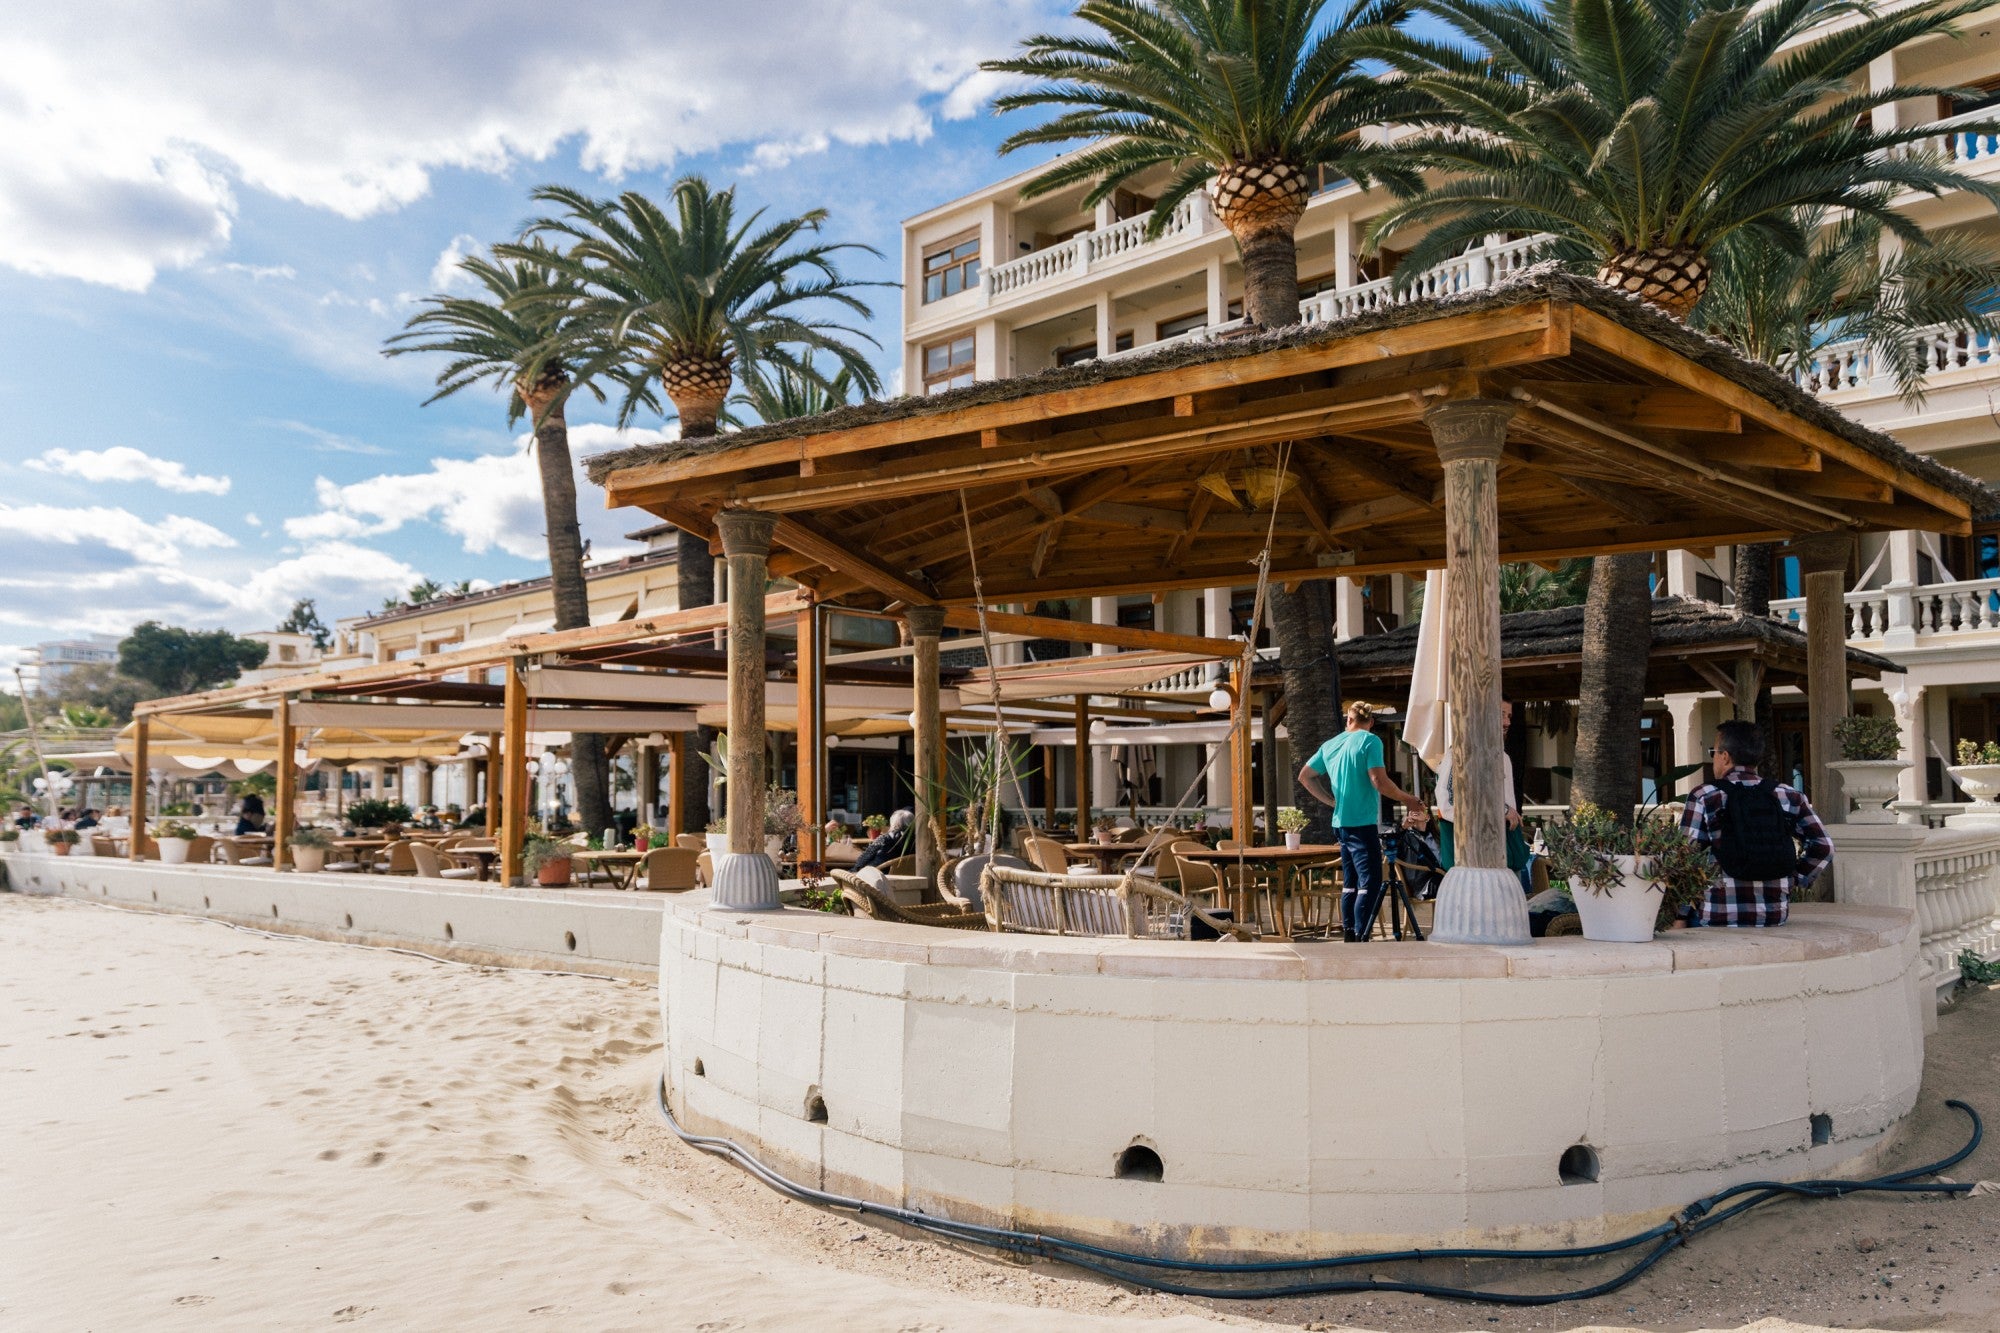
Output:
[1913, 830, 2000, 995]
[1769, 577, 2000, 649]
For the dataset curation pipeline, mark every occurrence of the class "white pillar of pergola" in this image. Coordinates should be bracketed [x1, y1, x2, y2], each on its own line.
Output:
[711, 510, 783, 910]
[907, 605, 947, 879]
[1425, 399, 1532, 945]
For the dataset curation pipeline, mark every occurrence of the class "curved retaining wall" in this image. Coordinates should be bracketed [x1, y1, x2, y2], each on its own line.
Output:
[660, 899, 1924, 1258]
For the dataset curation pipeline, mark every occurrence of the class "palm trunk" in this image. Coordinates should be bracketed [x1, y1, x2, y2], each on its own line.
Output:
[1732, 543, 1776, 723]
[526, 389, 612, 837]
[1572, 553, 1653, 822]
[669, 376, 727, 835]
[1269, 581, 1341, 842]
[1239, 228, 1302, 330]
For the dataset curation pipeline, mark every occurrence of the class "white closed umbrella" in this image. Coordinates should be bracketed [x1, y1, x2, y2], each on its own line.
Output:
[1405, 568, 1450, 774]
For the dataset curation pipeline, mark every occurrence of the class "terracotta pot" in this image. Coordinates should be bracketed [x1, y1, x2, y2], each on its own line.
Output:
[292, 845, 327, 874]
[536, 856, 573, 887]
[49, 841, 72, 857]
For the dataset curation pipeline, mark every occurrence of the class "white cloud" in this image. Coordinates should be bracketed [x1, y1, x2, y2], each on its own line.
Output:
[0, 2, 1056, 290]
[282, 423, 658, 561]
[0, 503, 234, 567]
[24, 445, 232, 495]
[264, 419, 392, 456]
[429, 233, 483, 292]
[212, 261, 295, 280]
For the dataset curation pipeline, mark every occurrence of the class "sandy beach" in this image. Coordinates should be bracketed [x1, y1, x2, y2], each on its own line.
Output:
[5, 891, 2000, 1332]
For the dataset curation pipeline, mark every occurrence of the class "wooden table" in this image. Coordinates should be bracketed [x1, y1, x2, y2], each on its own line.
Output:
[571, 848, 647, 890]
[1177, 844, 1344, 939]
[446, 843, 499, 881]
[1062, 840, 1145, 873]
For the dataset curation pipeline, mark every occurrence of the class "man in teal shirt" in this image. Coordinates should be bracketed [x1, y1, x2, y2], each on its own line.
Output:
[1297, 701, 1425, 942]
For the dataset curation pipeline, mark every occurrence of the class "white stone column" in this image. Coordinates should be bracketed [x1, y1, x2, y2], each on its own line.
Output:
[1203, 587, 1234, 813]
[1204, 256, 1227, 327]
[1333, 576, 1365, 642]
[1668, 693, 1707, 800]
[1884, 529, 1920, 650]
[1425, 399, 1531, 944]
[1664, 550, 1700, 598]
[1095, 293, 1116, 359]
[1091, 596, 1119, 806]
[1897, 684, 1929, 812]
[711, 510, 781, 910]
[1332, 213, 1357, 290]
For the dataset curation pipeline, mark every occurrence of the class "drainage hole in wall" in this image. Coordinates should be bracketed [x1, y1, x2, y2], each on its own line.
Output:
[564, 930, 577, 952]
[444, 922, 455, 941]
[271, 904, 280, 919]
[692, 1058, 705, 1078]
[203, 896, 211, 909]
[1115, 1144, 1164, 1182]
[805, 1090, 828, 1124]
[1558, 1144, 1599, 1185]
[151, 890, 158, 902]
[1811, 1112, 1833, 1146]
[343, 914, 354, 930]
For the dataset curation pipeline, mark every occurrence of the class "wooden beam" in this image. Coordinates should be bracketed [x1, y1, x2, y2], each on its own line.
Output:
[667, 731, 686, 841]
[768, 513, 939, 606]
[129, 718, 148, 862]
[1688, 660, 1739, 697]
[500, 658, 529, 886]
[274, 695, 295, 871]
[936, 608, 1240, 658]
[1515, 381, 1743, 432]
[1684, 434, 1822, 472]
[1074, 695, 1090, 828]
[796, 605, 822, 864]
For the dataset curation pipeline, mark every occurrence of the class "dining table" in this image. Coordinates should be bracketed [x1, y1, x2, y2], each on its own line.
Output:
[570, 848, 648, 890]
[446, 842, 500, 881]
[1175, 844, 1344, 940]
[1061, 840, 1146, 873]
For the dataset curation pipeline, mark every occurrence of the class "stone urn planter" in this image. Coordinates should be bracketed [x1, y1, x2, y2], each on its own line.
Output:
[159, 837, 193, 866]
[1828, 759, 1909, 825]
[1946, 764, 2000, 829]
[292, 845, 327, 874]
[1571, 855, 1663, 943]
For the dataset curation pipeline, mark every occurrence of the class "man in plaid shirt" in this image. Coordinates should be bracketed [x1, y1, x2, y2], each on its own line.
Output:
[1678, 719, 1833, 927]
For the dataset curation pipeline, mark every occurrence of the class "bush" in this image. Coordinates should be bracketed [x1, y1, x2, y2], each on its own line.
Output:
[288, 826, 334, 849]
[156, 821, 197, 840]
[1833, 714, 1901, 762]
[44, 828, 80, 846]
[345, 799, 412, 829]
[522, 834, 571, 876]
[1957, 738, 2000, 766]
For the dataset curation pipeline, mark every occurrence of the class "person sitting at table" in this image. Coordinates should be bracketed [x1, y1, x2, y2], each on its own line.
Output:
[1297, 701, 1426, 943]
[853, 809, 914, 872]
[235, 792, 268, 837]
[74, 808, 100, 829]
[13, 804, 38, 830]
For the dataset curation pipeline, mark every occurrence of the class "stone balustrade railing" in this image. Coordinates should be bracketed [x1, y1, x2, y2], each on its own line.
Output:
[1788, 324, 2000, 400]
[1886, 104, 2000, 168]
[984, 197, 1206, 300]
[1769, 576, 2000, 649]
[1913, 828, 2000, 996]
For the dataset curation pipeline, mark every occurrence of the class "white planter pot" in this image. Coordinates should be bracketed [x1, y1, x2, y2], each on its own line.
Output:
[159, 838, 192, 866]
[706, 832, 732, 857]
[1570, 855, 1663, 942]
[292, 845, 327, 874]
[1284, 832, 1303, 850]
[1094, 831, 1114, 845]
[764, 834, 786, 869]
[1946, 764, 2000, 829]
[1827, 759, 1908, 825]
[0, 841, 13, 855]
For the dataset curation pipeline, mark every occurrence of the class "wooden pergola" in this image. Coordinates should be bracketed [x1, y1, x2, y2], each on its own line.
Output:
[590, 272, 1987, 942]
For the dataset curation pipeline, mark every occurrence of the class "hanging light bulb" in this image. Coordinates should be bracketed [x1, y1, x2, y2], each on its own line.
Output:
[906, 711, 921, 731]
[1208, 685, 1234, 712]
[1089, 717, 1108, 736]
[825, 733, 842, 748]
[643, 732, 667, 748]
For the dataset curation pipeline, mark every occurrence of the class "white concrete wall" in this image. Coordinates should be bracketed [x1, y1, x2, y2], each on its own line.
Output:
[661, 901, 1923, 1259]
[2, 852, 663, 979]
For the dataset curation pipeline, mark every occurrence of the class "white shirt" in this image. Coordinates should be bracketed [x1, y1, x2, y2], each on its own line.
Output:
[1434, 754, 1518, 824]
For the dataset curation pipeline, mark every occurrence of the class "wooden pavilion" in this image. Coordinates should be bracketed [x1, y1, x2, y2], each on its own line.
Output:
[589, 270, 1988, 943]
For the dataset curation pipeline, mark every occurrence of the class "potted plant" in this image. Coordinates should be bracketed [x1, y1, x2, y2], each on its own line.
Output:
[631, 823, 656, 852]
[156, 821, 198, 865]
[1829, 714, 1907, 824]
[862, 813, 889, 842]
[44, 827, 80, 857]
[523, 833, 573, 887]
[1091, 812, 1118, 845]
[764, 787, 802, 867]
[1948, 739, 2000, 826]
[0, 828, 18, 854]
[1276, 806, 1310, 851]
[287, 825, 333, 873]
[704, 819, 731, 857]
[345, 799, 412, 830]
[1543, 803, 1717, 942]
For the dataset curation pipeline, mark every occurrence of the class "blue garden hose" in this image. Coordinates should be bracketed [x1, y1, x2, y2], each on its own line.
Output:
[654, 1078, 1981, 1306]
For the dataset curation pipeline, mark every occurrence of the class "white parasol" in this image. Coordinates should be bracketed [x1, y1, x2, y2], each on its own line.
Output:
[1404, 568, 1450, 774]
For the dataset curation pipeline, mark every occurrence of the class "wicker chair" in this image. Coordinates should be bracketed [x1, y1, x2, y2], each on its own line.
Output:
[978, 864, 1254, 940]
[377, 839, 418, 875]
[675, 833, 706, 851]
[831, 869, 987, 930]
[90, 834, 119, 858]
[1022, 835, 1076, 875]
[640, 847, 701, 892]
[410, 842, 479, 881]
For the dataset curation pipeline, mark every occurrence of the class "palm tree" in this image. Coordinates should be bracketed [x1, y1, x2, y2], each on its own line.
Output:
[1365, 0, 2000, 317]
[1369, 0, 2000, 817]
[725, 356, 859, 429]
[507, 178, 883, 832]
[984, 0, 1423, 329]
[985, 0, 1426, 838]
[383, 246, 617, 840]
[1499, 558, 1592, 613]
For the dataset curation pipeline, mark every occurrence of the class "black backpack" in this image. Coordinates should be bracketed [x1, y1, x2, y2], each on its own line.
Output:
[1713, 779, 1796, 881]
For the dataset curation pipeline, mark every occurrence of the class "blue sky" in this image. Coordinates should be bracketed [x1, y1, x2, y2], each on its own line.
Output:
[0, 0, 1068, 674]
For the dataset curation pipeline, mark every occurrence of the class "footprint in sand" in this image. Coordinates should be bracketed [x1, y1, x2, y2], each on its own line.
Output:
[464, 1200, 493, 1212]
[317, 1149, 340, 1161]
[172, 1295, 212, 1307]
[332, 1304, 374, 1322]
[362, 1150, 387, 1167]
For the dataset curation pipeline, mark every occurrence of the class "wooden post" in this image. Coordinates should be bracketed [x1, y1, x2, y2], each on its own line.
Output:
[796, 604, 824, 863]
[483, 734, 499, 836]
[275, 695, 296, 870]
[1041, 744, 1057, 831]
[667, 732, 686, 841]
[1261, 693, 1280, 843]
[713, 510, 782, 909]
[500, 658, 529, 885]
[1795, 532, 1855, 827]
[907, 605, 947, 878]
[1425, 399, 1531, 944]
[1073, 694, 1091, 835]
[129, 718, 149, 861]
[1224, 664, 1240, 840]
[417, 759, 435, 809]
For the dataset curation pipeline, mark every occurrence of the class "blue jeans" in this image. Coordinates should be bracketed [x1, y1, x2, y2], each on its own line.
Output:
[1338, 825, 1384, 939]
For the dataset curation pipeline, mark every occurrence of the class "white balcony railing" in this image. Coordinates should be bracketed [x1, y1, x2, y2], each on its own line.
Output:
[1789, 324, 2000, 400]
[1769, 576, 2000, 646]
[984, 197, 1206, 301]
[1887, 104, 2000, 168]
[1915, 828, 2000, 996]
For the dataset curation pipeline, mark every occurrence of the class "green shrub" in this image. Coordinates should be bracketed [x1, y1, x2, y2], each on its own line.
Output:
[345, 799, 412, 828]
[1833, 714, 1901, 762]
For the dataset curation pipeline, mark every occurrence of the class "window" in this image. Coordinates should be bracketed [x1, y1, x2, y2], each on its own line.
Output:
[1157, 310, 1207, 340]
[922, 233, 980, 303]
[1053, 332, 1132, 366]
[922, 334, 976, 394]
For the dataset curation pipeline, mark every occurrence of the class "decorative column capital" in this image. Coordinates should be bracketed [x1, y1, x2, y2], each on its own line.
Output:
[904, 606, 947, 640]
[1790, 531, 1853, 577]
[716, 509, 778, 559]
[1423, 398, 1516, 464]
